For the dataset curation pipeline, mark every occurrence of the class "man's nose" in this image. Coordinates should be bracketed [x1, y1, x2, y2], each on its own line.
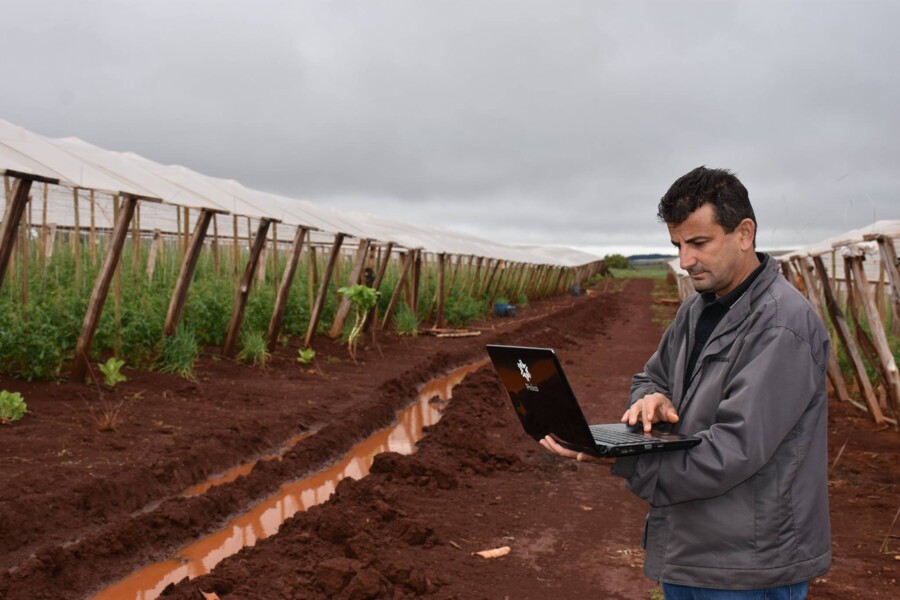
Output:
[680, 248, 697, 271]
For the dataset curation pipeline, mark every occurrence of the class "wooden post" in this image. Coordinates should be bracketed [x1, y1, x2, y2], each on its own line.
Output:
[382, 250, 414, 329]
[89, 190, 97, 266]
[794, 257, 851, 404]
[147, 229, 163, 282]
[222, 218, 273, 357]
[364, 241, 394, 331]
[307, 241, 318, 313]
[40, 183, 48, 268]
[72, 188, 82, 285]
[131, 202, 141, 279]
[846, 254, 900, 414]
[212, 214, 220, 277]
[304, 233, 344, 348]
[868, 234, 900, 338]
[411, 249, 422, 316]
[812, 255, 883, 423]
[232, 214, 240, 278]
[164, 209, 215, 336]
[266, 226, 308, 351]
[434, 252, 446, 329]
[70, 195, 138, 382]
[0, 177, 34, 287]
[329, 238, 372, 338]
[467, 256, 484, 298]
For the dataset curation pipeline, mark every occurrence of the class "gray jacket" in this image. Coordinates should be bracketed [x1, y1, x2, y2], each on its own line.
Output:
[612, 256, 831, 588]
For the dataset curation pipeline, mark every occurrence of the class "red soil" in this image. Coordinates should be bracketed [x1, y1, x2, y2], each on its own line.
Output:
[0, 278, 897, 599]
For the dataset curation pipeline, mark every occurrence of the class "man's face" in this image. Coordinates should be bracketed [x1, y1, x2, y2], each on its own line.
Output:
[668, 204, 752, 297]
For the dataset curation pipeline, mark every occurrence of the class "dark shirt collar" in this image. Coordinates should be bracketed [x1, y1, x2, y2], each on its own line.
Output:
[699, 252, 768, 309]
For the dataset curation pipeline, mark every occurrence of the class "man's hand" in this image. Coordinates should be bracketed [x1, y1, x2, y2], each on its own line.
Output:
[539, 435, 608, 464]
[621, 392, 679, 432]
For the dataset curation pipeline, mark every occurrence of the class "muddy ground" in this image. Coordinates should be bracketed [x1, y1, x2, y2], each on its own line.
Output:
[0, 278, 897, 599]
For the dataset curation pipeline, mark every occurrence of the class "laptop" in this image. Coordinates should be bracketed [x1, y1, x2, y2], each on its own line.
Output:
[486, 344, 701, 457]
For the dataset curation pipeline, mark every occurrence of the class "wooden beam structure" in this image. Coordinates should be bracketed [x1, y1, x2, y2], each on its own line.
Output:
[868, 234, 900, 337]
[70, 195, 139, 382]
[266, 226, 309, 351]
[811, 255, 884, 424]
[329, 238, 372, 338]
[793, 257, 851, 404]
[222, 218, 274, 358]
[846, 254, 900, 414]
[364, 241, 394, 331]
[0, 177, 34, 287]
[163, 209, 216, 336]
[304, 233, 345, 348]
[434, 252, 446, 329]
[382, 250, 414, 329]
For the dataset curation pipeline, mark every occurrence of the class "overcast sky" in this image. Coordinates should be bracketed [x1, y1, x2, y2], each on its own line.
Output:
[1, 0, 898, 257]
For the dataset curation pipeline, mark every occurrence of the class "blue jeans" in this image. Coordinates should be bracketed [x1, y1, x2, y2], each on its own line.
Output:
[662, 581, 809, 600]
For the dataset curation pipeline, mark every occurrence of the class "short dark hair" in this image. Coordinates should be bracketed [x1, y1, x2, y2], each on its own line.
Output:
[657, 166, 757, 244]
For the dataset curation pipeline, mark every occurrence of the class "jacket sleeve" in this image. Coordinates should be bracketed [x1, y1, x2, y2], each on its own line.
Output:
[629, 317, 677, 406]
[613, 325, 826, 507]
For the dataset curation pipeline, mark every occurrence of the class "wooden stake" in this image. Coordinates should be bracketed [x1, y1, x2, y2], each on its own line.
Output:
[147, 229, 162, 282]
[222, 218, 273, 357]
[847, 254, 900, 414]
[812, 255, 883, 424]
[212, 214, 220, 277]
[0, 178, 34, 288]
[266, 226, 308, 351]
[382, 250, 414, 329]
[329, 238, 372, 338]
[89, 190, 97, 265]
[70, 195, 138, 382]
[72, 188, 82, 285]
[364, 241, 394, 331]
[164, 209, 215, 336]
[435, 252, 446, 329]
[304, 233, 345, 348]
[794, 257, 851, 403]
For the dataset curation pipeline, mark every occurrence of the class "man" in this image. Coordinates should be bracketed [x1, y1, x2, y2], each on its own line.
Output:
[542, 166, 831, 599]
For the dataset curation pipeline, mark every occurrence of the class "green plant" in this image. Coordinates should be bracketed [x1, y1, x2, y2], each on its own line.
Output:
[98, 357, 128, 388]
[237, 330, 271, 368]
[394, 303, 419, 336]
[297, 347, 316, 364]
[0, 390, 27, 424]
[155, 325, 200, 380]
[337, 285, 380, 361]
[603, 253, 631, 270]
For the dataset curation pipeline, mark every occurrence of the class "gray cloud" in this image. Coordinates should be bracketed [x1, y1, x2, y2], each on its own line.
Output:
[1, 0, 898, 256]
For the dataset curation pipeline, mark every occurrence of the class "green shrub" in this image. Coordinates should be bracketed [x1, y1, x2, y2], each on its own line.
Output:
[156, 325, 200, 380]
[0, 390, 27, 424]
[337, 285, 380, 361]
[446, 295, 487, 326]
[394, 304, 419, 336]
[237, 330, 271, 368]
[603, 253, 631, 270]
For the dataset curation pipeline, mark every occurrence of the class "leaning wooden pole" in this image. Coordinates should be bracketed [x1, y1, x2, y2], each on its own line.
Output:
[329, 238, 372, 338]
[266, 227, 309, 351]
[846, 253, 900, 414]
[812, 255, 884, 423]
[868, 234, 900, 337]
[222, 218, 274, 358]
[163, 209, 215, 336]
[0, 177, 34, 288]
[381, 251, 414, 329]
[70, 195, 138, 382]
[794, 257, 851, 404]
[304, 233, 345, 348]
[364, 241, 394, 331]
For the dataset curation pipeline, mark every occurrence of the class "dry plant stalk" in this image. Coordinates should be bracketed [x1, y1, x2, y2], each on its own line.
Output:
[472, 545, 510, 559]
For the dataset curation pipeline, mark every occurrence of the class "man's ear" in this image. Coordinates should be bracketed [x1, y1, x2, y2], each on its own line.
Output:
[737, 218, 756, 250]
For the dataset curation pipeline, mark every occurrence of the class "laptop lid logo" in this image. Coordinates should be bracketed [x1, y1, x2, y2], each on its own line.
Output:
[517, 359, 539, 392]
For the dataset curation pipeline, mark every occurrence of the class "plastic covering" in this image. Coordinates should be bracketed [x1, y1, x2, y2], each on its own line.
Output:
[1, 119, 601, 267]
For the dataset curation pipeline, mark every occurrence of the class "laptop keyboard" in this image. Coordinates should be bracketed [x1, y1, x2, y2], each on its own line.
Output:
[589, 425, 664, 445]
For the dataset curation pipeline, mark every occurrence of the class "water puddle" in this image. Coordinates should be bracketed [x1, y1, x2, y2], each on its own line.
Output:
[90, 358, 489, 600]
